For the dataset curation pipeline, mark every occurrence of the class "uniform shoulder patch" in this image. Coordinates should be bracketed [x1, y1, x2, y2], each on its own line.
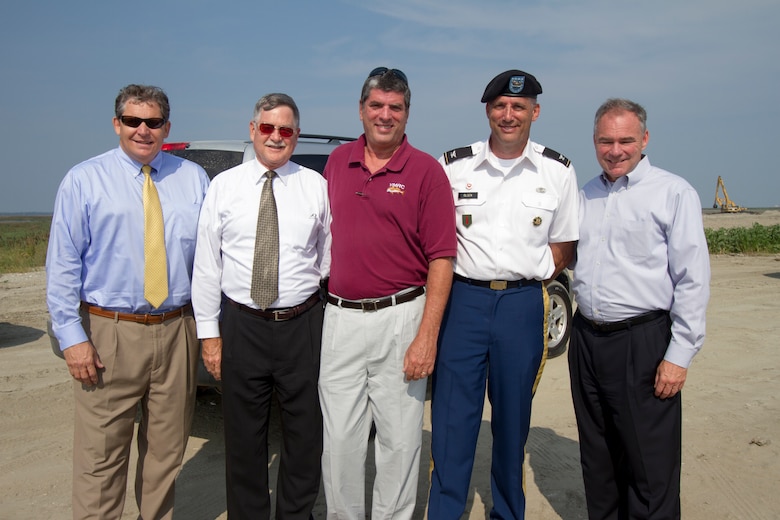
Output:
[443, 146, 474, 165]
[542, 147, 571, 168]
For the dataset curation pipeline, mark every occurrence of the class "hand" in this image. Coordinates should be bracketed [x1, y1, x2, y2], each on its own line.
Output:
[63, 341, 103, 386]
[201, 337, 223, 381]
[401, 257, 452, 381]
[654, 360, 687, 399]
[403, 334, 436, 381]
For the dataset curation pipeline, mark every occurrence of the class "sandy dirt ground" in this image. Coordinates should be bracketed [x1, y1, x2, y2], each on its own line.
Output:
[1, 210, 778, 519]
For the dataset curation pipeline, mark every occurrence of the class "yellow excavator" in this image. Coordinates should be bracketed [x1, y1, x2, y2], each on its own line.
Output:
[713, 176, 747, 213]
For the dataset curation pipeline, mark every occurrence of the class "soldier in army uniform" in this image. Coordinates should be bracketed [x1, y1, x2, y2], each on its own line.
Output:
[428, 69, 579, 520]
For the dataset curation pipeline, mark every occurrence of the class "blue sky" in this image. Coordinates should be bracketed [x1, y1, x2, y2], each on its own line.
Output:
[2, 0, 778, 213]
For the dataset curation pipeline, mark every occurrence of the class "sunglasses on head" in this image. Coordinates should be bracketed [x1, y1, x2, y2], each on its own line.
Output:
[119, 115, 167, 129]
[256, 122, 296, 138]
[368, 67, 408, 85]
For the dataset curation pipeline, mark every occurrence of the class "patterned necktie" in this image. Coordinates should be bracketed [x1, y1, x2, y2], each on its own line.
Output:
[142, 165, 168, 308]
[250, 170, 279, 309]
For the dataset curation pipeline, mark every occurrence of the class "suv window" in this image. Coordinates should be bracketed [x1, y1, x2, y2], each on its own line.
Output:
[289, 154, 330, 174]
[162, 134, 356, 180]
[168, 149, 243, 178]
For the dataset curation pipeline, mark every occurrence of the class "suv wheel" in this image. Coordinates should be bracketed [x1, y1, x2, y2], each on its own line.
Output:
[546, 280, 572, 358]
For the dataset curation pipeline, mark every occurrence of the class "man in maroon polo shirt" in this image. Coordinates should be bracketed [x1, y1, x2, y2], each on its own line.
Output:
[318, 67, 457, 520]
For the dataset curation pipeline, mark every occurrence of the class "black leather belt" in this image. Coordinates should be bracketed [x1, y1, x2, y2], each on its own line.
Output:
[453, 273, 538, 290]
[81, 302, 191, 324]
[327, 286, 425, 312]
[577, 310, 669, 333]
[225, 292, 321, 321]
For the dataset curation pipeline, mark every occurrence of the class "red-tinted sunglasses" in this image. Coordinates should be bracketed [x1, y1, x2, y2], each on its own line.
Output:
[256, 123, 296, 138]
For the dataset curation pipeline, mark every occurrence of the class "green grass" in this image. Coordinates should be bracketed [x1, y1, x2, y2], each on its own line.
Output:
[705, 223, 780, 255]
[0, 216, 51, 274]
[1, 216, 778, 275]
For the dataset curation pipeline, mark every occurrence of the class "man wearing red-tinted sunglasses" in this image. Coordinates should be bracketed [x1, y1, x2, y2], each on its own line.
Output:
[192, 92, 330, 520]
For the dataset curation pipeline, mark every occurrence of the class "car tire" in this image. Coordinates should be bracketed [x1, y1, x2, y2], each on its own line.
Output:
[546, 280, 572, 359]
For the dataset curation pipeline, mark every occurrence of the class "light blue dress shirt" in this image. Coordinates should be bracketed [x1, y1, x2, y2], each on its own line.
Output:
[572, 156, 710, 368]
[46, 147, 210, 350]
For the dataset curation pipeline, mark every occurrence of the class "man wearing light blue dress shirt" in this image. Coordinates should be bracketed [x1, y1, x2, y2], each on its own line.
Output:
[570, 98, 710, 520]
[46, 84, 209, 520]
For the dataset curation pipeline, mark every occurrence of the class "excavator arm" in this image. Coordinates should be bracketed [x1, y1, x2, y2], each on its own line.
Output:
[714, 176, 747, 213]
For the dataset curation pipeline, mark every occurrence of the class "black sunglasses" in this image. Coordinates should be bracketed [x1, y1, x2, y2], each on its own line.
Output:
[368, 67, 408, 85]
[119, 115, 167, 129]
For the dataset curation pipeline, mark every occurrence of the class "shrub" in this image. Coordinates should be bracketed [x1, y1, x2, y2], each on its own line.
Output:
[705, 223, 780, 255]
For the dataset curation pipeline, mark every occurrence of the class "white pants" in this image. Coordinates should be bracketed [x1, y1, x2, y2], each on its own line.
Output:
[319, 295, 427, 520]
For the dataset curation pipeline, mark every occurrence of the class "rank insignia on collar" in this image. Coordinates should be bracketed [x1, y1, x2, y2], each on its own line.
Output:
[533, 216, 542, 226]
[463, 214, 473, 228]
[443, 146, 474, 165]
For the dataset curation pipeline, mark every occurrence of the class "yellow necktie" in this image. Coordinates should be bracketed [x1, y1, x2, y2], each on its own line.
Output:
[142, 165, 168, 308]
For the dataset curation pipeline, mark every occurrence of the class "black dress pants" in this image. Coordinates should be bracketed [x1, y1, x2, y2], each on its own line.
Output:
[569, 312, 681, 520]
[221, 299, 323, 520]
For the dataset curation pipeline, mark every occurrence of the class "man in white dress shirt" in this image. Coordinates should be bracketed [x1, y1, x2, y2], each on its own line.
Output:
[192, 93, 330, 520]
[570, 98, 710, 520]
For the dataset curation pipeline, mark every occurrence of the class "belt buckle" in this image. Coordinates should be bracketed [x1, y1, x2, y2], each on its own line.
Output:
[489, 280, 508, 291]
[361, 299, 381, 312]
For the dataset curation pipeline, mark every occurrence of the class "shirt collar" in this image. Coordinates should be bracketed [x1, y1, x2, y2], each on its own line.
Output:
[349, 134, 411, 175]
[480, 137, 537, 172]
[117, 146, 163, 177]
[600, 155, 651, 188]
[252, 157, 296, 187]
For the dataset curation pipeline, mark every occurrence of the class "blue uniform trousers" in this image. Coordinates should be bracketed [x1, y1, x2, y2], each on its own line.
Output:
[429, 279, 546, 520]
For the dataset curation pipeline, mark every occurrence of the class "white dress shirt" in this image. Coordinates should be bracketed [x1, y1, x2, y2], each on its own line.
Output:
[441, 138, 579, 281]
[572, 156, 710, 368]
[192, 158, 331, 339]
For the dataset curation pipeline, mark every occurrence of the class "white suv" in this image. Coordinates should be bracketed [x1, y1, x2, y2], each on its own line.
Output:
[161, 134, 356, 178]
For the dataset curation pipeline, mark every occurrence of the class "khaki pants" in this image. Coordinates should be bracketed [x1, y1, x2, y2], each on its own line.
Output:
[319, 295, 427, 520]
[72, 310, 198, 520]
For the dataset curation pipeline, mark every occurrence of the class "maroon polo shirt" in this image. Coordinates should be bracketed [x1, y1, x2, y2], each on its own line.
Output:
[324, 135, 457, 300]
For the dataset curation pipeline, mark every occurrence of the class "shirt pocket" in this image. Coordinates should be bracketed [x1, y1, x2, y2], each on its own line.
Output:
[615, 219, 654, 260]
[453, 195, 485, 231]
[521, 192, 557, 212]
[454, 196, 486, 210]
[284, 209, 322, 255]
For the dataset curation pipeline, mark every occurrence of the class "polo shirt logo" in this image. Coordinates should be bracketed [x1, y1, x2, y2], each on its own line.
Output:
[387, 182, 406, 195]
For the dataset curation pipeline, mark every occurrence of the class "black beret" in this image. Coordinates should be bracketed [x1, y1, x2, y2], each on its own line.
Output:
[481, 70, 542, 103]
